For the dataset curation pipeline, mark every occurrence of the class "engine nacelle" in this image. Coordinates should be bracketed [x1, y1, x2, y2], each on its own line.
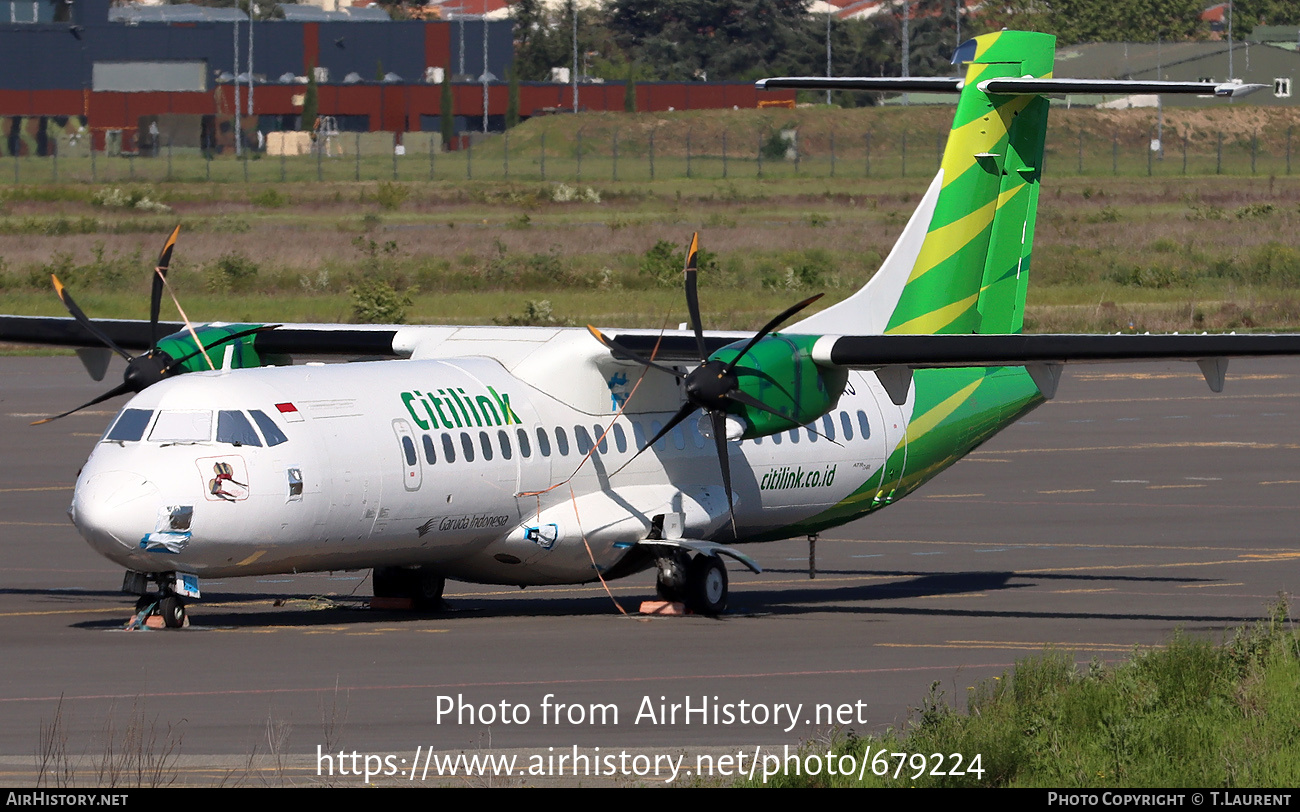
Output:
[710, 334, 847, 439]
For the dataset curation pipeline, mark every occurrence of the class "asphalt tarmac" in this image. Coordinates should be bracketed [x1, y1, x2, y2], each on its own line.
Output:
[1, 355, 1297, 786]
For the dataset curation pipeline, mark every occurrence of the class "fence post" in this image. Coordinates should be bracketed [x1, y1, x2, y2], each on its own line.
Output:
[793, 132, 800, 175]
[52, 144, 57, 182]
[829, 132, 835, 177]
[865, 132, 870, 177]
[1147, 130, 1153, 177]
[504, 129, 509, 179]
[576, 129, 583, 181]
[91, 144, 96, 182]
[1182, 133, 1188, 175]
[686, 129, 692, 179]
[393, 133, 399, 181]
[316, 138, 322, 181]
[1251, 129, 1257, 175]
[722, 130, 728, 179]
[429, 133, 435, 181]
[1216, 131, 1222, 175]
[279, 143, 285, 183]
[1077, 130, 1084, 174]
[129, 153, 135, 180]
[901, 132, 907, 178]
[1111, 132, 1117, 175]
[12, 153, 17, 185]
[612, 131, 619, 182]
[1288, 126, 1293, 176]
[756, 133, 763, 178]
[351, 132, 359, 181]
[467, 134, 472, 180]
[649, 130, 655, 180]
[207, 150, 213, 182]
[541, 132, 546, 180]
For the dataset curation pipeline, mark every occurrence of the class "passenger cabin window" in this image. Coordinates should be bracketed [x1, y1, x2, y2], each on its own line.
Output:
[479, 431, 494, 461]
[441, 434, 457, 463]
[401, 436, 417, 466]
[840, 411, 854, 441]
[822, 414, 836, 442]
[517, 428, 532, 458]
[422, 435, 437, 465]
[217, 410, 262, 447]
[105, 409, 153, 442]
[460, 433, 476, 462]
[250, 410, 288, 446]
[555, 427, 570, 456]
[594, 425, 608, 454]
[613, 424, 627, 453]
[149, 410, 212, 443]
[575, 426, 593, 455]
[498, 430, 513, 460]
[857, 410, 871, 439]
[535, 427, 551, 457]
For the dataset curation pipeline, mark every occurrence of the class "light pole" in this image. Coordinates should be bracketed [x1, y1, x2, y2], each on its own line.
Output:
[571, 0, 578, 113]
[825, 4, 832, 105]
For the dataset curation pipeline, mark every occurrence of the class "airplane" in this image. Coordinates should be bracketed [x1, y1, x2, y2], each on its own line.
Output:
[2, 30, 1295, 628]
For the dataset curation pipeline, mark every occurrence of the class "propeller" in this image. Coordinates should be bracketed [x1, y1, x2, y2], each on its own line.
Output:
[33, 226, 277, 425]
[588, 232, 823, 532]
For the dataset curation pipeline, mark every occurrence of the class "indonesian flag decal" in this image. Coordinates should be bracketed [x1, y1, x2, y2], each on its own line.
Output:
[275, 402, 304, 423]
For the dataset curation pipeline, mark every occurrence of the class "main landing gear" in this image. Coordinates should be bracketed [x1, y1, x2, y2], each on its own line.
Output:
[372, 565, 446, 611]
[656, 551, 729, 615]
[124, 571, 193, 629]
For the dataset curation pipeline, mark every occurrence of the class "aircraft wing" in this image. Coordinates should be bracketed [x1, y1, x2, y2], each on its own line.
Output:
[608, 330, 1300, 401]
[0, 315, 404, 357]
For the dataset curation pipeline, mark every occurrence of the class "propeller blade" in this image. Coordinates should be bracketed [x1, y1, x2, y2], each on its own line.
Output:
[682, 232, 707, 362]
[726, 388, 798, 428]
[723, 293, 824, 374]
[30, 381, 134, 426]
[150, 224, 181, 351]
[587, 325, 682, 378]
[51, 275, 133, 362]
[709, 409, 737, 536]
[161, 325, 279, 375]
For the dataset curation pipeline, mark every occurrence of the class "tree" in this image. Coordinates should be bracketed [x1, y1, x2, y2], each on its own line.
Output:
[624, 64, 637, 112]
[1232, 0, 1300, 35]
[440, 70, 454, 150]
[302, 66, 318, 133]
[506, 67, 521, 129]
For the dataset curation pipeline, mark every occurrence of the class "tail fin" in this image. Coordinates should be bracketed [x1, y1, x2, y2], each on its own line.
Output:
[790, 30, 1055, 337]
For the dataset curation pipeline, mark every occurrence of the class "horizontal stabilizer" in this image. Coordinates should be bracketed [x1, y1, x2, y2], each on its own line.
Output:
[757, 77, 963, 92]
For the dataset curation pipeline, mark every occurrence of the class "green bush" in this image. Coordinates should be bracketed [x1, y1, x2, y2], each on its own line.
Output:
[349, 278, 413, 323]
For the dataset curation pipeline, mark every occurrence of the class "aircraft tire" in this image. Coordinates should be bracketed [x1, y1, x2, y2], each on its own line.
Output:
[685, 555, 728, 615]
[159, 595, 186, 628]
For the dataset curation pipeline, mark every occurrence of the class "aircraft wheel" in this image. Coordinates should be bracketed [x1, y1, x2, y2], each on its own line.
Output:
[685, 555, 728, 615]
[159, 595, 187, 629]
[412, 571, 446, 611]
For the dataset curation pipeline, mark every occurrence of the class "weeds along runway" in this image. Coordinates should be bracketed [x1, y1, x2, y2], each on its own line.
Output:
[1, 356, 1297, 783]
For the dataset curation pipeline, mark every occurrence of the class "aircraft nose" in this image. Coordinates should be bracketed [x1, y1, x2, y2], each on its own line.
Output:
[72, 471, 162, 553]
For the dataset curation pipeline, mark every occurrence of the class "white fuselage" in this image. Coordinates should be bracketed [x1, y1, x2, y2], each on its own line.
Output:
[72, 345, 911, 586]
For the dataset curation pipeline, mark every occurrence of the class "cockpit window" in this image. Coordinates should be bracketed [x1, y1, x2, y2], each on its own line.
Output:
[105, 409, 153, 442]
[217, 410, 263, 447]
[148, 410, 212, 443]
[250, 410, 289, 446]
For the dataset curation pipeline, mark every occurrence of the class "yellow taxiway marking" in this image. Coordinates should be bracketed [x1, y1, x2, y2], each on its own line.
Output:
[1054, 392, 1299, 405]
[975, 441, 1287, 455]
[877, 641, 1140, 652]
[924, 493, 985, 498]
[1070, 372, 1287, 382]
[1180, 582, 1245, 588]
[961, 458, 1010, 463]
[236, 551, 268, 566]
[0, 486, 72, 493]
[819, 536, 1292, 555]
[1148, 484, 1206, 489]
[1048, 588, 1116, 594]
[0, 521, 66, 527]
[1037, 488, 1096, 494]
[1260, 480, 1300, 485]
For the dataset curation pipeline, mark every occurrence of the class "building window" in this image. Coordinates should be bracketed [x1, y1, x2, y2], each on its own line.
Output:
[1275, 78, 1292, 99]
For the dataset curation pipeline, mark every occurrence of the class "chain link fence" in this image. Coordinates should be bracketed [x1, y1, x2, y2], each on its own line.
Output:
[4, 124, 1297, 184]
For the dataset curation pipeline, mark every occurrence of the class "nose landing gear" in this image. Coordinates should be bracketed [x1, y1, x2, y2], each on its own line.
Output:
[124, 570, 196, 629]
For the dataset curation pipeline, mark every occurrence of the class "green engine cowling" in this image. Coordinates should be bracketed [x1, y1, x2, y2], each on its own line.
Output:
[711, 334, 848, 439]
[156, 324, 270, 373]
